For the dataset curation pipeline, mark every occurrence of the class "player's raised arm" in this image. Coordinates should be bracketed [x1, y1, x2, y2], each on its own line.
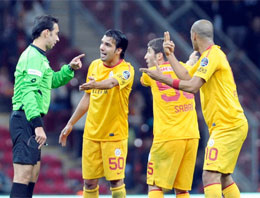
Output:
[163, 31, 191, 80]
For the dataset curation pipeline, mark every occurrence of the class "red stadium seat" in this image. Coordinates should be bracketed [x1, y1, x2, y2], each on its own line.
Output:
[67, 168, 82, 181]
[0, 126, 10, 139]
[0, 151, 12, 165]
[41, 154, 62, 169]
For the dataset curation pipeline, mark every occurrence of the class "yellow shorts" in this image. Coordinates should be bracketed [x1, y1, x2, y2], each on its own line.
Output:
[147, 139, 199, 190]
[203, 122, 248, 173]
[82, 138, 128, 180]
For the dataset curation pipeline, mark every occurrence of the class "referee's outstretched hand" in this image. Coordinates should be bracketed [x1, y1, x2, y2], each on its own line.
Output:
[69, 54, 85, 70]
[59, 123, 73, 147]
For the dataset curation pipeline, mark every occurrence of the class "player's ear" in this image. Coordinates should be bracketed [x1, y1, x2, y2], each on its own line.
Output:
[116, 48, 122, 56]
[193, 32, 198, 41]
[156, 52, 164, 62]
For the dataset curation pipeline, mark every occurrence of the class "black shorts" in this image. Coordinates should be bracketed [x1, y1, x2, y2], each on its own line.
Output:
[9, 111, 41, 165]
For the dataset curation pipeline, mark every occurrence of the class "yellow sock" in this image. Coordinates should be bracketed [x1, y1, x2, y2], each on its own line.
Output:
[223, 183, 240, 198]
[83, 185, 99, 198]
[110, 184, 126, 198]
[148, 189, 164, 198]
[204, 183, 222, 198]
[176, 191, 190, 198]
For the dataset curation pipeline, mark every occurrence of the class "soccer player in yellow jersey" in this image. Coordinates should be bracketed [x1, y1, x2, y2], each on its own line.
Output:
[141, 38, 200, 198]
[59, 29, 135, 198]
[140, 20, 248, 198]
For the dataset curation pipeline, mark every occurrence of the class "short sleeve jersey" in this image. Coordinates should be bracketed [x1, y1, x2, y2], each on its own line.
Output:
[190, 45, 247, 133]
[84, 59, 135, 141]
[141, 62, 200, 143]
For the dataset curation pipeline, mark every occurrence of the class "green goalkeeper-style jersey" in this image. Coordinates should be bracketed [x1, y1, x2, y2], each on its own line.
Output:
[12, 44, 74, 125]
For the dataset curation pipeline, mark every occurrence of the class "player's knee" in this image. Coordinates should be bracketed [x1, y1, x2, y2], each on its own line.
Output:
[31, 162, 41, 182]
[110, 179, 124, 188]
[148, 185, 161, 192]
[221, 174, 233, 187]
[202, 170, 221, 186]
[84, 179, 98, 190]
[175, 188, 188, 195]
[31, 169, 40, 182]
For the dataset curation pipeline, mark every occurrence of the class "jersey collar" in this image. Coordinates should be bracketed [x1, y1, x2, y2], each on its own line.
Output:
[30, 44, 46, 57]
[206, 44, 214, 51]
[103, 59, 123, 68]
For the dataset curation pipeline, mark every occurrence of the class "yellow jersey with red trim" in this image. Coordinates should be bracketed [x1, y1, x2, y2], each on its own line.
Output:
[140, 62, 200, 142]
[190, 45, 247, 134]
[84, 59, 135, 141]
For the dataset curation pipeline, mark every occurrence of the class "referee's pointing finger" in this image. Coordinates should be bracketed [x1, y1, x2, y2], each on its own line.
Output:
[76, 54, 85, 59]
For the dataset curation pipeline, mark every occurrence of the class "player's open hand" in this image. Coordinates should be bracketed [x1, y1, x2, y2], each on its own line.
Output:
[79, 77, 96, 91]
[59, 123, 73, 147]
[186, 51, 200, 66]
[139, 61, 163, 81]
[163, 31, 175, 56]
[69, 54, 85, 70]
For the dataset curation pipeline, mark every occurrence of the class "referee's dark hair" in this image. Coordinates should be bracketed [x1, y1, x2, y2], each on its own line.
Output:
[32, 15, 58, 40]
[105, 29, 128, 59]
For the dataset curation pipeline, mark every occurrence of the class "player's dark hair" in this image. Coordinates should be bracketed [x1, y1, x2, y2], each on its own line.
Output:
[32, 15, 58, 40]
[105, 29, 128, 59]
[148, 38, 167, 60]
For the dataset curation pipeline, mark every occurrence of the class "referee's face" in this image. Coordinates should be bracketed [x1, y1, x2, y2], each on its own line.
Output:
[46, 23, 60, 50]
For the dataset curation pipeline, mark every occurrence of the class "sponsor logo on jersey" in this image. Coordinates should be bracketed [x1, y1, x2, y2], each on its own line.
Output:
[122, 70, 130, 80]
[160, 66, 173, 72]
[197, 67, 207, 73]
[28, 69, 42, 77]
[206, 162, 214, 166]
[200, 57, 209, 67]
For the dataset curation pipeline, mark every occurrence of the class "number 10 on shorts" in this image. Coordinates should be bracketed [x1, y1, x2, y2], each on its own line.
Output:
[205, 147, 218, 161]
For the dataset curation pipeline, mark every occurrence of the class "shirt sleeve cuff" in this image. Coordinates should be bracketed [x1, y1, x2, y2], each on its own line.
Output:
[30, 116, 44, 129]
[68, 64, 75, 71]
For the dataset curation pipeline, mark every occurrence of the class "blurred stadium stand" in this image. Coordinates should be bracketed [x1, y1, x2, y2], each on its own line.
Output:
[0, 0, 259, 195]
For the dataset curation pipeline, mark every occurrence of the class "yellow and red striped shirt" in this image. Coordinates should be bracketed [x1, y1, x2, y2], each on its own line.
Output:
[141, 62, 200, 142]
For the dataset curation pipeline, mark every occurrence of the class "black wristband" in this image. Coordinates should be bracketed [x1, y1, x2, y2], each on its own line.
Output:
[30, 116, 44, 129]
[68, 64, 74, 71]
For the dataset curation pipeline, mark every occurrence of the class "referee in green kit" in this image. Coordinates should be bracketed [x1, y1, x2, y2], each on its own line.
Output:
[9, 15, 84, 198]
